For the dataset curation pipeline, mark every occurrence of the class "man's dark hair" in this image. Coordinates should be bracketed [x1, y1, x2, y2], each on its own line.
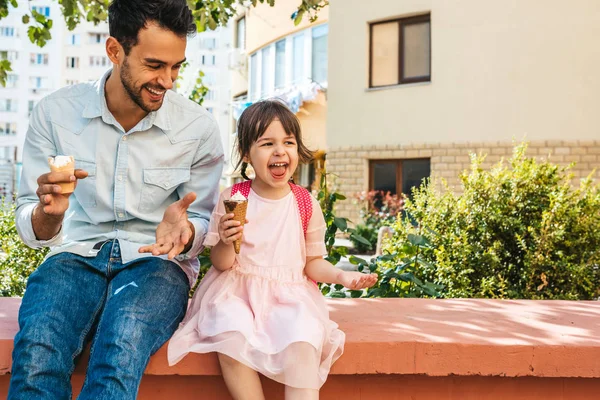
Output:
[108, 0, 196, 55]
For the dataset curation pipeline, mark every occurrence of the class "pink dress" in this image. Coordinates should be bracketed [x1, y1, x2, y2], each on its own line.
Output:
[167, 186, 345, 389]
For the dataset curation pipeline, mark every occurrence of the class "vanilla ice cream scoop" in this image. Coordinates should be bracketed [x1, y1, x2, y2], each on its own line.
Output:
[230, 191, 247, 202]
[49, 155, 74, 168]
[47, 155, 75, 194]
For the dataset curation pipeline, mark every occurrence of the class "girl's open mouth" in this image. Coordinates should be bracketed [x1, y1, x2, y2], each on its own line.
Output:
[269, 162, 288, 180]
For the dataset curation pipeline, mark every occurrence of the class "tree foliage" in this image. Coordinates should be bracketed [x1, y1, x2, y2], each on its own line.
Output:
[0, 0, 328, 85]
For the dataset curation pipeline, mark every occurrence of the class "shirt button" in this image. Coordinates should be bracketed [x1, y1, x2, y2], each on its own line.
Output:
[118, 175, 123, 181]
[122, 136, 127, 141]
[118, 213, 125, 218]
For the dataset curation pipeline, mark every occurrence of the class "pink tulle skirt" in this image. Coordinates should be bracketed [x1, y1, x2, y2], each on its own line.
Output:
[168, 264, 345, 389]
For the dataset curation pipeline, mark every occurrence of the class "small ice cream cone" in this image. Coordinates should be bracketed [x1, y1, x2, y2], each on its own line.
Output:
[48, 155, 75, 194]
[223, 199, 248, 254]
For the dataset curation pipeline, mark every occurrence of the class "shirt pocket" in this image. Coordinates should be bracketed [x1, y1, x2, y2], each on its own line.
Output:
[139, 167, 191, 213]
[74, 159, 97, 208]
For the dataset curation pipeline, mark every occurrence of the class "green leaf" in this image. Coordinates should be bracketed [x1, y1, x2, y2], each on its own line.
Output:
[329, 291, 347, 298]
[350, 290, 363, 298]
[349, 233, 371, 248]
[22, 14, 30, 24]
[293, 9, 305, 25]
[334, 284, 344, 291]
[334, 193, 346, 200]
[349, 255, 368, 265]
[407, 234, 424, 246]
[333, 217, 347, 231]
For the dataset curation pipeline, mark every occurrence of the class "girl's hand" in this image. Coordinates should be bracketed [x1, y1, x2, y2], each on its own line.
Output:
[218, 213, 247, 247]
[337, 271, 379, 290]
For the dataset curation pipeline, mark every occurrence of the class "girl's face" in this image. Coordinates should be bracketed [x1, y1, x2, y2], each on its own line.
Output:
[247, 118, 299, 193]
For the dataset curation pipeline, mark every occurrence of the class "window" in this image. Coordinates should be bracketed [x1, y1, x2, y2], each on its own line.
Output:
[5, 74, 17, 88]
[30, 77, 49, 89]
[369, 14, 430, 87]
[66, 57, 79, 69]
[67, 34, 81, 45]
[261, 47, 271, 96]
[275, 40, 286, 89]
[28, 100, 35, 115]
[0, 123, 17, 136]
[0, 99, 17, 112]
[0, 27, 15, 37]
[65, 79, 79, 86]
[369, 158, 430, 197]
[203, 71, 216, 86]
[202, 38, 217, 49]
[205, 90, 217, 101]
[292, 34, 304, 84]
[311, 24, 328, 84]
[201, 54, 216, 66]
[205, 107, 214, 114]
[32, 6, 50, 17]
[89, 56, 108, 67]
[89, 33, 107, 44]
[250, 53, 258, 99]
[30, 53, 49, 65]
[0, 51, 18, 61]
[236, 17, 246, 51]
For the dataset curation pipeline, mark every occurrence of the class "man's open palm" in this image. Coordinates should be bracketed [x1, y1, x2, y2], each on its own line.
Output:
[138, 192, 197, 259]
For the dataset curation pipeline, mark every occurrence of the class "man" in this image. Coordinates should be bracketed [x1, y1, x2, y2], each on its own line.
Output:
[8, 0, 223, 398]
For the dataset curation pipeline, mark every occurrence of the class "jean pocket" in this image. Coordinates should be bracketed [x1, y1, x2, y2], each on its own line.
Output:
[74, 159, 97, 208]
[139, 167, 190, 213]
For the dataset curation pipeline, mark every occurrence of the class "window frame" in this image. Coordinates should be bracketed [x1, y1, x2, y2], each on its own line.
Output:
[368, 158, 430, 195]
[369, 14, 431, 88]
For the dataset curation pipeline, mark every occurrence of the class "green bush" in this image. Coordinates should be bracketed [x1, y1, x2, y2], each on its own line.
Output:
[0, 201, 49, 297]
[386, 143, 600, 300]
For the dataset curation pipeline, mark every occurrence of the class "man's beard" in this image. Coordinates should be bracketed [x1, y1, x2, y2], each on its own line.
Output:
[120, 58, 165, 113]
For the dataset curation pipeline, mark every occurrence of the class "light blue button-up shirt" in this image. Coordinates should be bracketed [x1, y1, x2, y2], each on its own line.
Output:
[16, 70, 224, 285]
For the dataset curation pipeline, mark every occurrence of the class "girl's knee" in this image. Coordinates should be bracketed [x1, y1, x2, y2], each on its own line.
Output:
[218, 353, 243, 368]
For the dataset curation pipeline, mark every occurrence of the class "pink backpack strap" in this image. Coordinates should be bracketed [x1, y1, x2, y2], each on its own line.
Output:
[231, 180, 252, 198]
[289, 182, 313, 234]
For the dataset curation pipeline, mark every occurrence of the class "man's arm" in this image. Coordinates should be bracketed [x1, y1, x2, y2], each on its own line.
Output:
[16, 99, 88, 246]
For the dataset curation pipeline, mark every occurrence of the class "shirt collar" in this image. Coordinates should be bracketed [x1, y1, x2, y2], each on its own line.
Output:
[81, 69, 172, 132]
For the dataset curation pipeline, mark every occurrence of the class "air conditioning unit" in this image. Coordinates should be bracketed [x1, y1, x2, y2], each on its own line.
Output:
[228, 49, 247, 71]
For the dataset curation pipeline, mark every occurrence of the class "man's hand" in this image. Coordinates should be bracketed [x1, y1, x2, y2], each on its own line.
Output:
[138, 192, 197, 259]
[36, 169, 88, 216]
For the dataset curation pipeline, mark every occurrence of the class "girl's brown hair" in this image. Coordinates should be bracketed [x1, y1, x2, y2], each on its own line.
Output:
[234, 99, 313, 180]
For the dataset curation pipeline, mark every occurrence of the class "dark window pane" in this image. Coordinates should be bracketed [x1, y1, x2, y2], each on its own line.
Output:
[373, 162, 397, 194]
[402, 159, 430, 196]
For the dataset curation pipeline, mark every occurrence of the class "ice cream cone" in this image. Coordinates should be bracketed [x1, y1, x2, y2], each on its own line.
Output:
[48, 156, 75, 194]
[223, 199, 248, 254]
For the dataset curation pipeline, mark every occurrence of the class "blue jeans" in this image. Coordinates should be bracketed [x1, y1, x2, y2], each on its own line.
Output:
[8, 239, 190, 400]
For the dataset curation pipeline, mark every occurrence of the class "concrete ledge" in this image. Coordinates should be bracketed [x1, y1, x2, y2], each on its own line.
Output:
[2, 297, 600, 399]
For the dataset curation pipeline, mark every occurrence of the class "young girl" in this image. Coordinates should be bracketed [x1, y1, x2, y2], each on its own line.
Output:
[168, 100, 378, 399]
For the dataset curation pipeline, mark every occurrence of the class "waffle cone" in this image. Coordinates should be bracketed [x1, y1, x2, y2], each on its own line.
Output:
[48, 157, 75, 194]
[223, 199, 248, 254]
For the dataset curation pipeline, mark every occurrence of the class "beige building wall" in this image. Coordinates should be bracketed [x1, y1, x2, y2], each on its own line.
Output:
[327, 0, 600, 222]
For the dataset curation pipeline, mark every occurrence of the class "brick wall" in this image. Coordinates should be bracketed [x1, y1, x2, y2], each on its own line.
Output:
[326, 140, 600, 223]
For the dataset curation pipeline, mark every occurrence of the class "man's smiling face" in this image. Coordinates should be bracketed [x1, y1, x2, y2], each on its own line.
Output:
[119, 22, 187, 113]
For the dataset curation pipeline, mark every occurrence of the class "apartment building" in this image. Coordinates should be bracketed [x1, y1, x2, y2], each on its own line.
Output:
[0, 2, 64, 200]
